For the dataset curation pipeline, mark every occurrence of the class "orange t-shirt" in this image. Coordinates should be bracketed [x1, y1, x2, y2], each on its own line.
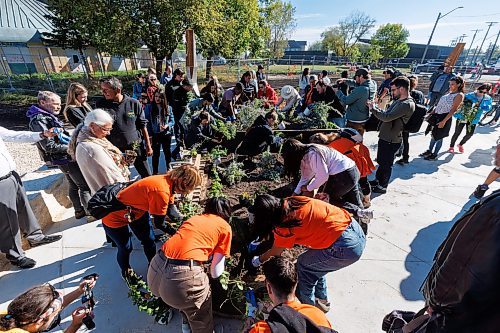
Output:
[161, 214, 232, 261]
[102, 175, 175, 228]
[328, 138, 375, 178]
[273, 197, 351, 249]
[249, 300, 332, 333]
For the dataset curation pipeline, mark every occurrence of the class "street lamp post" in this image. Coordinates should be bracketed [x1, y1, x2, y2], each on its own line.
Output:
[420, 6, 464, 64]
[472, 22, 497, 64]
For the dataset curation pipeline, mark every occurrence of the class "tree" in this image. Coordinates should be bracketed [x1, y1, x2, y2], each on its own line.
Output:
[371, 23, 410, 60]
[43, 0, 94, 77]
[308, 40, 324, 51]
[260, 0, 297, 59]
[321, 10, 375, 59]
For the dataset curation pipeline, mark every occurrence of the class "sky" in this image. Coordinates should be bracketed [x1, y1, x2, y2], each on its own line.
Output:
[288, 0, 500, 49]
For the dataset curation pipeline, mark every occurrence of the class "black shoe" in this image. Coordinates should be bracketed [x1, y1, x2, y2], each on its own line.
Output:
[419, 150, 432, 157]
[10, 257, 36, 269]
[396, 158, 409, 165]
[75, 210, 86, 219]
[368, 179, 379, 187]
[473, 184, 488, 199]
[371, 185, 387, 194]
[28, 235, 62, 247]
[424, 153, 438, 160]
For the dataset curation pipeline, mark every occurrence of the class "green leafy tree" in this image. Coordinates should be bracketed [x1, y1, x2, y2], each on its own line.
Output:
[371, 23, 410, 60]
[260, 0, 297, 58]
[321, 10, 375, 60]
[308, 40, 324, 51]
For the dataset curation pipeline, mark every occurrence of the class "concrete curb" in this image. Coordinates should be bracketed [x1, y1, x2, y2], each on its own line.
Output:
[0, 169, 70, 270]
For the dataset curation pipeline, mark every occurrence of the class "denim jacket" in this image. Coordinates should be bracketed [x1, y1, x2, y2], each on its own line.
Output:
[144, 104, 174, 134]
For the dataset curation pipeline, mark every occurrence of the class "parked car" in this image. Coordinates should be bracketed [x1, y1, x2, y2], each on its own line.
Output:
[413, 62, 443, 74]
[211, 56, 227, 65]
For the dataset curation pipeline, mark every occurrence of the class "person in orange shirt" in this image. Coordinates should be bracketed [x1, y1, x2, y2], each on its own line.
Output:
[147, 197, 232, 333]
[102, 164, 201, 284]
[250, 195, 365, 312]
[310, 128, 375, 209]
[249, 256, 337, 333]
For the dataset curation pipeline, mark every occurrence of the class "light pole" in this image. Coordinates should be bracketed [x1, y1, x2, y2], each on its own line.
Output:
[420, 6, 464, 64]
[486, 29, 500, 64]
[465, 29, 482, 63]
[472, 21, 497, 64]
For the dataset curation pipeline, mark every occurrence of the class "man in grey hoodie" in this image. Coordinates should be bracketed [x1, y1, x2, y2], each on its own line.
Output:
[367, 76, 415, 194]
[336, 68, 377, 134]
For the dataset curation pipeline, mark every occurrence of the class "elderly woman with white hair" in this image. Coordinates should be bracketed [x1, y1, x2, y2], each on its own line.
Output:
[68, 109, 130, 194]
[276, 85, 301, 115]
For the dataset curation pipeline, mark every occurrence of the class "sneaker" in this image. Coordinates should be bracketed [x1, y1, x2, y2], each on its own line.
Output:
[28, 235, 62, 247]
[419, 150, 432, 157]
[473, 184, 489, 199]
[75, 210, 86, 219]
[457, 144, 464, 153]
[424, 153, 438, 160]
[368, 179, 379, 187]
[121, 268, 143, 288]
[315, 299, 331, 313]
[448, 147, 455, 153]
[10, 256, 36, 269]
[371, 185, 387, 194]
[396, 158, 409, 165]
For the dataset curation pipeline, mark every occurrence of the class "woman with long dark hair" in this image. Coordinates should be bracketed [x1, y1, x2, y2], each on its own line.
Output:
[200, 76, 224, 108]
[250, 194, 365, 312]
[421, 77, 465, 160]
[281, 138, 363, 209]
[145, 91, 174, 174]
[298, 68, 310, 96]
[148, 197, 232, 333]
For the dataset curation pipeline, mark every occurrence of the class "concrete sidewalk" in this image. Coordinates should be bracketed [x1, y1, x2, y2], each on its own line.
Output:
[0, 124, 498, 333]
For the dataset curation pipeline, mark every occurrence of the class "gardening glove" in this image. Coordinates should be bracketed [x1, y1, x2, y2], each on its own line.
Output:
[251, 256, 262, 268]
[167, 203, 184, 222]
[247, 238, 262, 255]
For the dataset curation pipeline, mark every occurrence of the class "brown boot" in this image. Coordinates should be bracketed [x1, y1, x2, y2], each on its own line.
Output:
[362, 195, 371, 208]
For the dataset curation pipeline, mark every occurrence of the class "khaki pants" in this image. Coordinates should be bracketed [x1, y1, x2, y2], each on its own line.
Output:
[148, 252, 213, 333]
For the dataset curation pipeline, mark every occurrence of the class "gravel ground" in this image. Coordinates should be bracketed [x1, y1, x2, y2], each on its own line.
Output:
[5, 141, 45, 176]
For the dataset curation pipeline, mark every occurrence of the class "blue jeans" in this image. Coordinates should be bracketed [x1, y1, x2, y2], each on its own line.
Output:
[103, 212, 156, 274]
[296, 220, 366, 305]
[429, 137, 443, 154]
[331, 116, 346, 128]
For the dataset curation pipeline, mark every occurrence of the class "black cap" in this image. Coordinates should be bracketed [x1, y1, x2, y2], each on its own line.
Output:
[258, 64, 264, 70]
[384, 69, 394, 75]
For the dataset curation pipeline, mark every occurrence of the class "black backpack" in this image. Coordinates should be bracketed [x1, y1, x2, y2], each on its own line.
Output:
[87, 181, 134, 219]
[266, 304, 338, 333]
[404, 102, 427, 133]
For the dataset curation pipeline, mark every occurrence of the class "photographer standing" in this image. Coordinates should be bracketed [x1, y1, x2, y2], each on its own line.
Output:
[0, 275, 97, 333]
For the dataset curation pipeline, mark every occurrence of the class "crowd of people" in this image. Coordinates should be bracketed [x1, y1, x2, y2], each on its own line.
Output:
[0, 61, 499, 333]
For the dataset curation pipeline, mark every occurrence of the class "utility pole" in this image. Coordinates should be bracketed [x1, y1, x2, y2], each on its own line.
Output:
[486, 29, 500, 64]
[420, 6, 464, 64]
[465, 29, 482, 63]
[472, 22, 497, 64]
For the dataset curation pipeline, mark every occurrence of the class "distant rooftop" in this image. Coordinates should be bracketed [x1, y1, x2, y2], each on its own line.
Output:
[0, 0, 53, 43]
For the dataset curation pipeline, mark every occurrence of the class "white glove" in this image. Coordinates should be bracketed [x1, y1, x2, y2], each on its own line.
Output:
[251, 256, 262, 268]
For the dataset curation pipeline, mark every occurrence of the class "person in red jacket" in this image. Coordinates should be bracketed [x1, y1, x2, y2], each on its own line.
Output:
[257, 80, 279, 108]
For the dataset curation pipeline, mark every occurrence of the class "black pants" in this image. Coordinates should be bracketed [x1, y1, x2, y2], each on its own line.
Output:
[172, 111, 185, 158]
[359, 176, 371, 196]
[58, 161, 91, 213]
[375, 139, 401, 188]
[450, 121, 476, 147]
[401, 131, 410, 161]
[152, 132, 172, 174]
[323, 166, 363, 208]
[133, 146, 152, 179]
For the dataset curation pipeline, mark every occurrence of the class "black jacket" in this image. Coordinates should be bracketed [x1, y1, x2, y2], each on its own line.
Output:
[96, 95, 147, 151]
[423, 190, 500, 333]
[65, 105, 92, 128]
[27, 109, 71, 164]
[237, 116, 275, 156]
[184, 116, 215, 148]
[312, 86, 345, 118]
[165, 79, 181, 104]
[172, 87, 190, 117]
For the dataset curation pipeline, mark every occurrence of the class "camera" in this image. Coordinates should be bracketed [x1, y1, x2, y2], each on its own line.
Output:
[81, 273, 98, 329]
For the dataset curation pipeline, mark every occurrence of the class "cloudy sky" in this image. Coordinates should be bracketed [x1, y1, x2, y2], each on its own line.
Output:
[288, 0, 500, 48]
